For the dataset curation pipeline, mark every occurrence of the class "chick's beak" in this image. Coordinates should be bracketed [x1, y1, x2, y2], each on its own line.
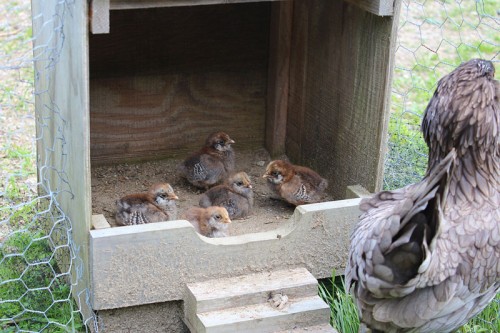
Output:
[169, 194, 179, 200]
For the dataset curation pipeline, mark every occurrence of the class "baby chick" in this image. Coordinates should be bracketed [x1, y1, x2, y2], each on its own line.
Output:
[199, 171, 254, 219]
[115, 183, 179, 226]
[182, 206, 232, 238]
[178, 132, 236, 189]
[262, 160, 328, 206]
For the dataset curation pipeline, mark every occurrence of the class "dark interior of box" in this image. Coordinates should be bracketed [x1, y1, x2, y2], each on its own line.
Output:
[89, 2, 272, 165]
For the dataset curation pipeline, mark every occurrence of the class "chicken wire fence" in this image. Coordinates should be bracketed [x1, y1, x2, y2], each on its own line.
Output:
[0, 0, 498, 332]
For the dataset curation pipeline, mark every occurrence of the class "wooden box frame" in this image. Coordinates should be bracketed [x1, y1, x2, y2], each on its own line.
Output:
[32, 0, 400, 326]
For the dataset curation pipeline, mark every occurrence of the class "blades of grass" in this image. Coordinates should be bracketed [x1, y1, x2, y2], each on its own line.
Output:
[319, 271, 360, 333]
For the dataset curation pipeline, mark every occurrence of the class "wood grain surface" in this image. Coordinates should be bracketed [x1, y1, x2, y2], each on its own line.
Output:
[89, 3, 270, 164]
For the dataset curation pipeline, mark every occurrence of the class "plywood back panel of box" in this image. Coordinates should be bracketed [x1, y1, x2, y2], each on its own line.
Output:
[287, 0, 399, 199]
[89, 3, 270, 165]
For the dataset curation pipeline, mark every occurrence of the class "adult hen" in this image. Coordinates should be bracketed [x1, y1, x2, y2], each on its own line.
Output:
[346, 59, 499, 333]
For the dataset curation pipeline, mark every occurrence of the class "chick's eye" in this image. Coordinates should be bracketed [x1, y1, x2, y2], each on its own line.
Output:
[236, 181, 243, 186]
[216, 140, 224, 145]
[215, 214, 221, 220]
[272, 171, 280, 176]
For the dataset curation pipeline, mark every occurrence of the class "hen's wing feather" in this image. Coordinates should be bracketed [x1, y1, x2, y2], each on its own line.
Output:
[346, 150, 456, 331]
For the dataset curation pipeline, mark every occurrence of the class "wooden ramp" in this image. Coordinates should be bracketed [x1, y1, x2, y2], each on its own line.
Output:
[184, 267, 337, 333]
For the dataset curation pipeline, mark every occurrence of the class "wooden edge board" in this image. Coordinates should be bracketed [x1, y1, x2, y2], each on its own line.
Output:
[345, 185, 372, 199]
[110, 0, 284, 10]
[92, 214, 111, 229]
[89, 197, 362, 309]
[344, 0, 395, 16]
[91, 0, 110, 34]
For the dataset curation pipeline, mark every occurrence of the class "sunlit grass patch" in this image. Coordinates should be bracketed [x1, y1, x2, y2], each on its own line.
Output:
[0, 229, 84, 332]
[320, 274, 500, 333]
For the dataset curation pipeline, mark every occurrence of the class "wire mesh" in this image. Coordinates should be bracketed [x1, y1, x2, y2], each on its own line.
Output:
[0, 0, 498, 332]
[1, 0, 97, 332]
[384, 0, 499, 190]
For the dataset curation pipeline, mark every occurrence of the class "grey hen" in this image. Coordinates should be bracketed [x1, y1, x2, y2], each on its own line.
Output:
[346, 59, 499, 333]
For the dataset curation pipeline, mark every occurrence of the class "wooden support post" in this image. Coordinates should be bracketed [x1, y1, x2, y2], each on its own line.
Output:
[92, 214, 111, 229]
[344, 0, 395, 16]
[91, 0, 110, 34]
[266, 1, 293, 157]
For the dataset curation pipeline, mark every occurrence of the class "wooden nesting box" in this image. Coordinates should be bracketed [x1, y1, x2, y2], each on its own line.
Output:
[32, 0, 400, 330]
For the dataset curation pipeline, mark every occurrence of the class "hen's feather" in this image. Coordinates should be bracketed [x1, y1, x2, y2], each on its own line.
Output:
[347, 59, 499, 333]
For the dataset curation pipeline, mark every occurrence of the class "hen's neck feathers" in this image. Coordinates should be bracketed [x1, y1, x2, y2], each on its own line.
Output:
[424, 67, 499, 207]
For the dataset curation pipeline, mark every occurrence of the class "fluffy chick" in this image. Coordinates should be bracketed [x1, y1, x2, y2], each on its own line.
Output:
[115, 183, 179, 226]
[182, 206, 232, 238]
[262, 160, 328, 205]
[178, 132, 235, 189]
[199, 171, 254, 219]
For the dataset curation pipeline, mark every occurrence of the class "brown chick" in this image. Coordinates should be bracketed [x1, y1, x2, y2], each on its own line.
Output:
[262, 160, 328, 206]
[115, 183, 179, 226]
[199, 171, 254, 219]
[178, 132, 235, 189]
[182, 206, 232, 238]
[346, 59, 499, 333]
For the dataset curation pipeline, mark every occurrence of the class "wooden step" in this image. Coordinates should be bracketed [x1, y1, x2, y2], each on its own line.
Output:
[185, 267, 319, 314]
[274, 323, 338, 333]
[184, 267, 333, 333]
[193, 295, 330, 333]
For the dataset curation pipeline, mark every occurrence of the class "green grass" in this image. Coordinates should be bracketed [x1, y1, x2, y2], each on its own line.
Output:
[0, 2, 86, 331]
[319, 274, 359, 333]
[384, 0, 499, 190]
[0, 231, 84, 332]
[459, 296, 500, 333]
[0, 147, 84, 331]
[320, 274, 500, 333]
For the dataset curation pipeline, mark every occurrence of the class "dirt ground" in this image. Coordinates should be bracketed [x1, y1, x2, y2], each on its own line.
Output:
[91, 148, 334, 236]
